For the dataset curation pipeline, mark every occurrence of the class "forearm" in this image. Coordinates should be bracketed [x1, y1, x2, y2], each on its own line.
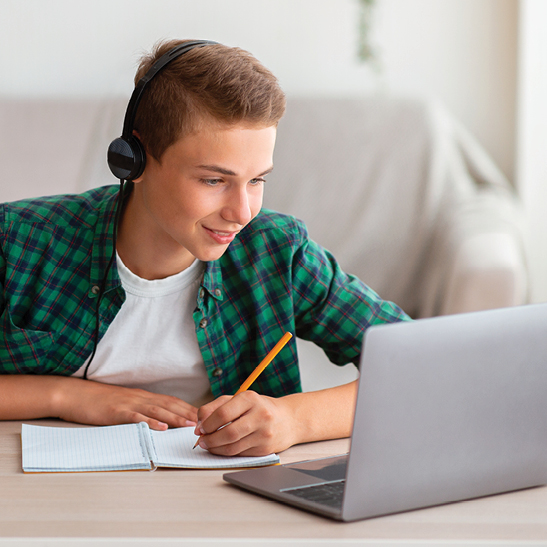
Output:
[0, 374, 69, 420]
[0, 374, 198, 428]
[279, 379, 359, 446]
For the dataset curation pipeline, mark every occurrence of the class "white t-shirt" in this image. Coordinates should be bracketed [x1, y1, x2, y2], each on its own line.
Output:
[73, 255, 213, 407]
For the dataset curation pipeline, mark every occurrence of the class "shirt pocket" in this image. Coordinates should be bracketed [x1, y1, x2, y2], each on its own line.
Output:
[0, 311, 58, 374]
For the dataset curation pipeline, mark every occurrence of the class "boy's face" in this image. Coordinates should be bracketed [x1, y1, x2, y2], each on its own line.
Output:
[131, 120, 276, 269]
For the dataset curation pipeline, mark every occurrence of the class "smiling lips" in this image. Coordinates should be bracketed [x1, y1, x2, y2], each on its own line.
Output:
[204, 226, 239, 245]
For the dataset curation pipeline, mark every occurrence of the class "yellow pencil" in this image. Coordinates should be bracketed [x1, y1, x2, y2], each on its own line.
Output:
[234, 331, 293, 394]
[193, 332, 293, 449]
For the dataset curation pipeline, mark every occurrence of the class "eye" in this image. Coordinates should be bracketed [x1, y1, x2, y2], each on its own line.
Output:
[249, 177, 266, 186]
[201, 178, 223, 186]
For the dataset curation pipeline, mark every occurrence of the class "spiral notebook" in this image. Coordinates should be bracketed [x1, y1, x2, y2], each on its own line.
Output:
[21, 422, 279, 473]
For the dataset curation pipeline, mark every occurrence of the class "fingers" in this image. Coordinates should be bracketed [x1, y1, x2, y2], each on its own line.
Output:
[120, 399, 197, 430]
[196, 391, 283, 456]
[57, 378, 199, 430]
[194, 395, 232, 435]
[141, 394, 199, 427]
[199, 429, 270, 457]
[116, 410, 169, 431]
[199, 393, 254, 433]
[103, 388, 199, 429]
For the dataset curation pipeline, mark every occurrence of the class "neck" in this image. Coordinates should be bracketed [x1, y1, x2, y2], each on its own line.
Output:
[116, 192, 195, 280]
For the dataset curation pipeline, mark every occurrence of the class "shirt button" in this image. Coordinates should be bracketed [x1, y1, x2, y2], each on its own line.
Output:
[199, 288, 205, 299]
[212, 367, 223, 377]
[199, 318, 208, 328]
[91, 285, 101, 296]
[214, 288, 221, 297]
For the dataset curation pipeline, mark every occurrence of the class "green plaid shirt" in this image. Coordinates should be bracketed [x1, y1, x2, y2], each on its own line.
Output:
[0, 185, 409, 397]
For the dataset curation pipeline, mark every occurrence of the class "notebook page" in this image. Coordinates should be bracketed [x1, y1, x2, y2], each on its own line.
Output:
[21, 423, 152, 472]
[149, 427, 279, 468]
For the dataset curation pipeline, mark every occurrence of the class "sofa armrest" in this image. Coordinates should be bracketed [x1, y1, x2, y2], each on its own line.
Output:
[417, 186, 529, 318]
[439, 232, 528, 316]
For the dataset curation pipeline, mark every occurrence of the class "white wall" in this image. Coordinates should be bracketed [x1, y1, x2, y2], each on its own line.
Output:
[1, 0, 517, 180]
[515, 0, 547, 304]
[4, 0, 543, 299]
[374, 0, 518, 183]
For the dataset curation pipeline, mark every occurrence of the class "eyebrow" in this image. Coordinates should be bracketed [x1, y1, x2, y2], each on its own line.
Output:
[197, 164, 274, 177]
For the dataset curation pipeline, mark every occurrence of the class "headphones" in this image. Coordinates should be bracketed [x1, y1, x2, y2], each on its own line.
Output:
[107, 39, 218, 181]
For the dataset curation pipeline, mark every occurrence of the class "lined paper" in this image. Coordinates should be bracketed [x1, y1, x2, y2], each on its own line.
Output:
[22, 423, 150, 472]
[21, 423, 279, 473]
[150, 427, 280, 468]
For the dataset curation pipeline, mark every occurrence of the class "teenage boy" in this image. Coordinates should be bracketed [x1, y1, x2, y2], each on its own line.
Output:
[0, 39, 409, 456]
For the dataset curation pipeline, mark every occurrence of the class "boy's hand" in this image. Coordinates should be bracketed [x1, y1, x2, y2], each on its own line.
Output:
[194, 381, 359, 456]
[55, 378, 199, 430]
[194, 391, 299, 456]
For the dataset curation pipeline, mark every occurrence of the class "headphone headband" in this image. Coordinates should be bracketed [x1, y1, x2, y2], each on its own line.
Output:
[108, 39, 218, 181]
[121, 40, 218, 139]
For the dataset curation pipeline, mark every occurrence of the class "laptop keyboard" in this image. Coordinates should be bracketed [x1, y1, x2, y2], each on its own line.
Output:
[283, 479, 345, 509]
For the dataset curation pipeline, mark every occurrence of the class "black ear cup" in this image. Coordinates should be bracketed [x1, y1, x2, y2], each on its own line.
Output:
[107, 134, 147, 181]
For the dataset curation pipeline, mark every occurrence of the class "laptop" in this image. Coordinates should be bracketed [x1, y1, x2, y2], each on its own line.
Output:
[224, 303, 547, 521]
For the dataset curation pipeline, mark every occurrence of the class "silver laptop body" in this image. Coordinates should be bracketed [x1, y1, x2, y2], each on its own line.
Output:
[224, 304, 547, 521]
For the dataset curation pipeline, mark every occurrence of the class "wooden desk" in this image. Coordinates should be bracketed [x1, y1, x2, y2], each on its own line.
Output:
[1, 420, 547, 546]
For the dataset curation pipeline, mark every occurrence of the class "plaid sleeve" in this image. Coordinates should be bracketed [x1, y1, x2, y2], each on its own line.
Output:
[291, 230, 411, 367]
[0, 209, 6, 316]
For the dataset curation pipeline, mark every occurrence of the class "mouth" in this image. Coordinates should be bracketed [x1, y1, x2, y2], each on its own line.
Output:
[203, 226, 239, 245]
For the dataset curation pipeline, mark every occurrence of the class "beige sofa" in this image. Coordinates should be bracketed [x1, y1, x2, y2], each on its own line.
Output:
[0, 96, 528, 390]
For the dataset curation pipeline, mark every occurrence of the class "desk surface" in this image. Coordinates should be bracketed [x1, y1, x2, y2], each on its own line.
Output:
[1, 419, 547, 545]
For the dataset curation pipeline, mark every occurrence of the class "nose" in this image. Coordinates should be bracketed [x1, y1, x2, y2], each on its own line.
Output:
[221, 186, 254, 226]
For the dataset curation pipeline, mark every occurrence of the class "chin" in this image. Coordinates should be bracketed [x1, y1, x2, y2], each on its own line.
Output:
[195, 246, 230, 263]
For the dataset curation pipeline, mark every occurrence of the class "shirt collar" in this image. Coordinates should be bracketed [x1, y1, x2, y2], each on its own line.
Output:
[202, 259, 224, 301]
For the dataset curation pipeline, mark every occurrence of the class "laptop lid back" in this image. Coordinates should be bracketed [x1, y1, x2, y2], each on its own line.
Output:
[342, 304, 547, 521]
